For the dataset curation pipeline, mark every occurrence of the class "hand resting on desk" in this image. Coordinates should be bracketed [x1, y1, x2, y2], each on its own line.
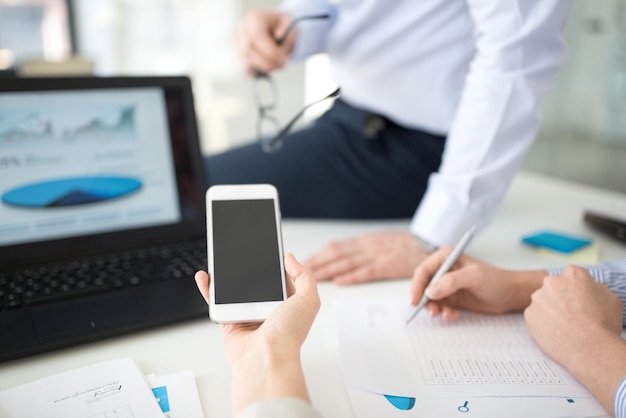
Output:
[525, 265, 626, 416]
[306, 230, 429, 285]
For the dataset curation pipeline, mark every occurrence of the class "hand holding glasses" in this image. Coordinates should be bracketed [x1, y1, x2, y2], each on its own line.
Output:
[253, 14, 340, 153]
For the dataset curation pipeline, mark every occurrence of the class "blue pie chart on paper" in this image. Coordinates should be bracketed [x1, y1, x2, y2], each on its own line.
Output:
[2, 176, 142, 208]
[384, 394, 416, 410]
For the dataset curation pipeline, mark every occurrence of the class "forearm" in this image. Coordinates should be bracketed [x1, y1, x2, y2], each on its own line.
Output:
[230, 346, 310, 416]
[508, 269, 545, 311]
[565, 328, 626, 416]
[411, 1, 571, 246]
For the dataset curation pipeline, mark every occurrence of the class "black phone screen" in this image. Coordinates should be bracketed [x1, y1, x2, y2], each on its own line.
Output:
[212, 199, 283, 304]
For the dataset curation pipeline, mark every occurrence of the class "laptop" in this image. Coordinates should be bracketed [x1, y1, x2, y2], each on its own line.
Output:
[0, 76, 209, 362]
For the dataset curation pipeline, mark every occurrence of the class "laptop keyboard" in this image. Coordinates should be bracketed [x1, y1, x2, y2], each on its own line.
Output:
[0, 239, 207, 311]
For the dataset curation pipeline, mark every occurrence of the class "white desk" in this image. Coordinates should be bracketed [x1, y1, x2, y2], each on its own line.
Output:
[2, 171, 626, 418]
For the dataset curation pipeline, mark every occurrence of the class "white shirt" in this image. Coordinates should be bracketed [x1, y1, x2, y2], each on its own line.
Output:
[280, 0, 573, 245]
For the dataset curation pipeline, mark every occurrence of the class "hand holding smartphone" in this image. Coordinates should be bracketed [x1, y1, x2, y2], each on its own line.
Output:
[206, 184, 287, 323]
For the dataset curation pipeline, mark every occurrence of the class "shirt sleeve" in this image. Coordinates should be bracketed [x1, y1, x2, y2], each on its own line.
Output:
[411, 1, 572, 246]
[236, 398, 324, 418]
[615, 375, 626, 418]
[278, 0, 336, 61]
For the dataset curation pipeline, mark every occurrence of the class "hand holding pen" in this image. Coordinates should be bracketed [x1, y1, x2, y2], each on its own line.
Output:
[408, 225, 540, 321]
[406, 225, 477, 323]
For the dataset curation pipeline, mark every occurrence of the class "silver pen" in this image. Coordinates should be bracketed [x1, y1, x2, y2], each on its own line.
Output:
[405, 224, 477, 324]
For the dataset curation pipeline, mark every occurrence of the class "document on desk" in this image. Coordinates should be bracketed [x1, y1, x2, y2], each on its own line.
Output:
[147, 370, 205, 418]
[334, 298, 596, 399]
[346, 386, 607, 418]
[0, 357, 163, 418]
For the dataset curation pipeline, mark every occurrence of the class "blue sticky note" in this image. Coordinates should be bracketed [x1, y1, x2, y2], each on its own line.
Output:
[521, 230, 592, 254]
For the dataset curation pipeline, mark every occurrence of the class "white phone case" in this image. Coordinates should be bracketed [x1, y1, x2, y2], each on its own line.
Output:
[206, 184, 286, 323]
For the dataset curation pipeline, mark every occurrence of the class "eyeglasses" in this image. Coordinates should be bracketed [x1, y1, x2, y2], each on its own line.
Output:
[253, 14, 340, 153]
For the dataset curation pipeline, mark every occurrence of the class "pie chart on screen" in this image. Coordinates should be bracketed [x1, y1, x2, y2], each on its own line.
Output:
[1, 176, 142, 208]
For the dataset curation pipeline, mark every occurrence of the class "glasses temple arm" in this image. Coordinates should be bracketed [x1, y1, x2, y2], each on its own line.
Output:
[264, 88, 340, 151]
[276, 13, 331, 45]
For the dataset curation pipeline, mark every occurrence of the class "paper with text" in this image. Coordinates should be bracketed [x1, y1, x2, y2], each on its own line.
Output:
[0, 357, 163, 418]
[335, 299, 595, 399]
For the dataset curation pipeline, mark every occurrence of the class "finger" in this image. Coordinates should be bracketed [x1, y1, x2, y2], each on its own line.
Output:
[313, 253, 370, 282]
[272, 14, 297, 46]
[561, 264, 583, 278]
[527, 283, 548, 315]
[238, 16, 289, 73]
[284, 253, 321, 316]
[284, 253, 307, 282]
[333, 262, 381, 285]
[251, 13, 292, 62]
[425, 268, 472, 301]
[237, 34, 286, 74]
[426, 301, 443, 317]
[305, 239, 358, 269]
[285, 274, 296, 298]
[440, 305, 460, 321]
[285, 253, 319, 297]
[244, 41, 289, 74]
[540, 274, 561, 297]
[194, 270, 210, 303]
[523, 300, 540, 332]
[283, 254, 300, 296]
[410, 248, 452, 304]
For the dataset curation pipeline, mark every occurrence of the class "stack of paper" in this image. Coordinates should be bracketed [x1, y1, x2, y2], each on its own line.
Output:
[0, 357, 204, 418]
[334, 299, 609, 418]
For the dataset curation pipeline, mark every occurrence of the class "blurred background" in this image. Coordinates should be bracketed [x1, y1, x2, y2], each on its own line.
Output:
[1, 0, 624, 194]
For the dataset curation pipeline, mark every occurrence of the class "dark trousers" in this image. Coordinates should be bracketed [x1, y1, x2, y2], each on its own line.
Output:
[206, 100, 446, 219]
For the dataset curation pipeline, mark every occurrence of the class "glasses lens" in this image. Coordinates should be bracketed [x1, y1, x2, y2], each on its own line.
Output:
[258, 114, 280, 142]
[254, 76, 277, 110]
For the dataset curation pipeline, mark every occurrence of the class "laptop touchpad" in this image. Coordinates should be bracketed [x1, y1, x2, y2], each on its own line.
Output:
[31, 291, 144, 339]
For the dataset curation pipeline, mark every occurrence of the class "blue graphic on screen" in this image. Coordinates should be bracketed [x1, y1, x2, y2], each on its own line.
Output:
[152, 386, 171, 413]
[2, 176, 142, 208]
[384, 394, 416, 410]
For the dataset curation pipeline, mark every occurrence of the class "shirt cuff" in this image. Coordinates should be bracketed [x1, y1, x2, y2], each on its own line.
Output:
[277, 2, 335, 61]
[410, 183, 482, 247]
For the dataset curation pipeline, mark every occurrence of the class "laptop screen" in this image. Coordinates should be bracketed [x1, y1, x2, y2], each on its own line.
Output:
[0, 86, 182, 246]
[0, 77, 206, 265]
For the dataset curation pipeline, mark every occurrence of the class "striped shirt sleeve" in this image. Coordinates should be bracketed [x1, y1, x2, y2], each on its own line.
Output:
[545, 257, 626, 325]
[615, 375, 626, 418]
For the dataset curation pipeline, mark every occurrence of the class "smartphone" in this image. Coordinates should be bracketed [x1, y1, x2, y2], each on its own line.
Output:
[206, 184, 287, 323]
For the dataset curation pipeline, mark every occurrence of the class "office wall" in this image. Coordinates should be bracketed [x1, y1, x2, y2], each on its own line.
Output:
[523, 0, 626, 194]
[72, 0, 304, 155]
